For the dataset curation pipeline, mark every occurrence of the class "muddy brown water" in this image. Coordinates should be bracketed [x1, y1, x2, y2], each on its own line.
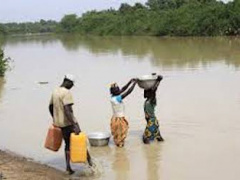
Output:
[0, 35, 240, 180]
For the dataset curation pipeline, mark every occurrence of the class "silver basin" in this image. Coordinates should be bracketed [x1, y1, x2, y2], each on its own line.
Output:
[137, 74, 158, 90]
[88, 132, 111, 147]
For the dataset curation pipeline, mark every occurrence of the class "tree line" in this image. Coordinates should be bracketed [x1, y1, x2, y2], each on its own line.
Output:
[0, 20, 58, 35]
[0, 0, 240, 36]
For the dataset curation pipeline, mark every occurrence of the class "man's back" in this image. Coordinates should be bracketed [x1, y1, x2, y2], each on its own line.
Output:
[50, 87, 74, 127]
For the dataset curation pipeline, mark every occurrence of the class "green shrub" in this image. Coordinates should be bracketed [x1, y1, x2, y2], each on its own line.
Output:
[0, 49, 9, 77]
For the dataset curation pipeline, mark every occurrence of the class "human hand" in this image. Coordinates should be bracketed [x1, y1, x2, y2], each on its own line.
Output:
[157, 75, 163, 81]
[133, 78, 139, 82]
[130, 78, 135, 83]
[73, 123, 81, 135]
[133, 79, 137, 85]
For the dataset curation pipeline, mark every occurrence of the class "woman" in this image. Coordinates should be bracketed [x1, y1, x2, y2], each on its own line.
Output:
[110, 79, 137, 147]
[142, 75, 164, 144]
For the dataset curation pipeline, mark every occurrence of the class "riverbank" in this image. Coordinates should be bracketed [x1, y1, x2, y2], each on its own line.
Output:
[0, 150, 68, 180]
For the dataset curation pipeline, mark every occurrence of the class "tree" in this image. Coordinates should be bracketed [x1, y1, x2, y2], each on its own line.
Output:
[226, 0, 240, 35]
[119, 3, 133, 13]
[0, 24, 7, 35]
[59, 14, 79, 33]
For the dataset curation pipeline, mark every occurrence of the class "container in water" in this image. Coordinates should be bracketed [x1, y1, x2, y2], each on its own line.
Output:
[70, 132, 87, 163]
[44, 124, 62, 151]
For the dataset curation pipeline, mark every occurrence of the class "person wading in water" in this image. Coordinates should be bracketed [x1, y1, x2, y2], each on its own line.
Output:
[49, 74, 92, 174]
[110, 79, 137, 147]
[142, 75, 164, 144]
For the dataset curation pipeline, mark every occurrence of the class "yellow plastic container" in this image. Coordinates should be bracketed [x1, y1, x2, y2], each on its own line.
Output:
[70, 132, 87, 163]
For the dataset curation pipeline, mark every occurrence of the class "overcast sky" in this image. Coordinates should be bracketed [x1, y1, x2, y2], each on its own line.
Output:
[0, 0, 232, 23]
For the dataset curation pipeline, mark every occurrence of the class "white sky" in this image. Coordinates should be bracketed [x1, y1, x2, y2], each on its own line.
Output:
[0, 0, 232, 23]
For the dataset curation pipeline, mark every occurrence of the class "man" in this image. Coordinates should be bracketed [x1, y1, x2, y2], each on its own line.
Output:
[49, 74, 92, 174]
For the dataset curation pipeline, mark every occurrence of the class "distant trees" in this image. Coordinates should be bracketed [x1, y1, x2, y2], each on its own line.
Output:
[0, 20, 58, 35]
[56, 0, 240, 36]
[225, 0, 240, 35]
[0, 24, 7, 35]
[58, 14, 79, 33]
[0, 0, 239, 36]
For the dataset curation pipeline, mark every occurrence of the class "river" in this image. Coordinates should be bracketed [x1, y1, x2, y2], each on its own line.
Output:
[0, 35, 240, 180]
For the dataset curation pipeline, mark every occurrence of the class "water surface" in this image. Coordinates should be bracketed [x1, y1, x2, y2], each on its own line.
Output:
[0, 35, 240, 180]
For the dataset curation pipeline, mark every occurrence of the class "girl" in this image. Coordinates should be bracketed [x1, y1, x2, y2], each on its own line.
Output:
[142, 75, 164, 144]
[110, 79, 136, 147]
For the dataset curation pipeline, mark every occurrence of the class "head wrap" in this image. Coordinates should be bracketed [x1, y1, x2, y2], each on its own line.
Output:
[110, 83, 120, 95]
[64, 74, 75, 84]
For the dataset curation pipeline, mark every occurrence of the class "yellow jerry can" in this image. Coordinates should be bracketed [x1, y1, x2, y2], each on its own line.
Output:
[70, 132, 87, 163]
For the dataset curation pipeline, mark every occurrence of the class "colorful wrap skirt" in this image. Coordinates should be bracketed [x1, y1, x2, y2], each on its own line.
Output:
[110, 116, 129, 147]
[143, 117, 161, 141]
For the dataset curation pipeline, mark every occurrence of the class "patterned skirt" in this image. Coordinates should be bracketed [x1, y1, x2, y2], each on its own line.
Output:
[143, 117, 161, 141]
[110, 117, 129, 147]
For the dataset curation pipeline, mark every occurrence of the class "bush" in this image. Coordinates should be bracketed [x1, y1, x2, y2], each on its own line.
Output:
[0, 49, 10, 77]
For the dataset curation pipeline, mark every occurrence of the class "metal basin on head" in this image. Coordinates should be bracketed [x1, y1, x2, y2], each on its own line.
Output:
[137, 74, 158, 90]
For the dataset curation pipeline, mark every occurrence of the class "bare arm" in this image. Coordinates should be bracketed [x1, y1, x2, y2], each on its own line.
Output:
[64, 104, 76, 125]
[152, 75, 163, 92]
[64, 104, 81, 133]
[121, 81, 137, 99]
[120, 79, 133, 94]
[49, 104, 54, 118]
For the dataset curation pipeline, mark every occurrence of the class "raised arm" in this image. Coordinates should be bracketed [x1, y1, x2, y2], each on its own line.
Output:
[120, 79, 133, 94]
[121, 81, 137, 99]
[151, 75, 163, 92]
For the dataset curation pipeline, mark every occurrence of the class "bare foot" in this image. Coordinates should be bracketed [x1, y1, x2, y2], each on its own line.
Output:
[143, 138, 150, 144]
[88, 159, 93, 167]
[66, 168, 75, 175]
[116, 143, 124, 148]
[157, 137, 164, 142]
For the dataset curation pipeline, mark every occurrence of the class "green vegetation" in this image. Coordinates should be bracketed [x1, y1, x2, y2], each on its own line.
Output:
[0, 0, 239, 36]
[0, 49, 9, 77]
[0, 20, 58, 35]
[0, 24, 7, 35]
[57, 0, 240, 36]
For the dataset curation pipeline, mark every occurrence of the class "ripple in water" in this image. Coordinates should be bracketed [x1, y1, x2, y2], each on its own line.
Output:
[70, 158, 103, 179]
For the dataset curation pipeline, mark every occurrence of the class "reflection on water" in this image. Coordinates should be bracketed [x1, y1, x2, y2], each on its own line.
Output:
[112, 148, 130, 180]
[59, 36, 240, 68]
[3, 35, 240, 68]
[59, 35, 240, 65]
[0, 78, 4, 103]
[0, 35, 240, 180]
[1, 35, 58, 47]
[143, 144, 161, 180]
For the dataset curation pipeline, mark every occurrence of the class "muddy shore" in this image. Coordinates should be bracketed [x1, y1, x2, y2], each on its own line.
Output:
[0, 150, 68, 180]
